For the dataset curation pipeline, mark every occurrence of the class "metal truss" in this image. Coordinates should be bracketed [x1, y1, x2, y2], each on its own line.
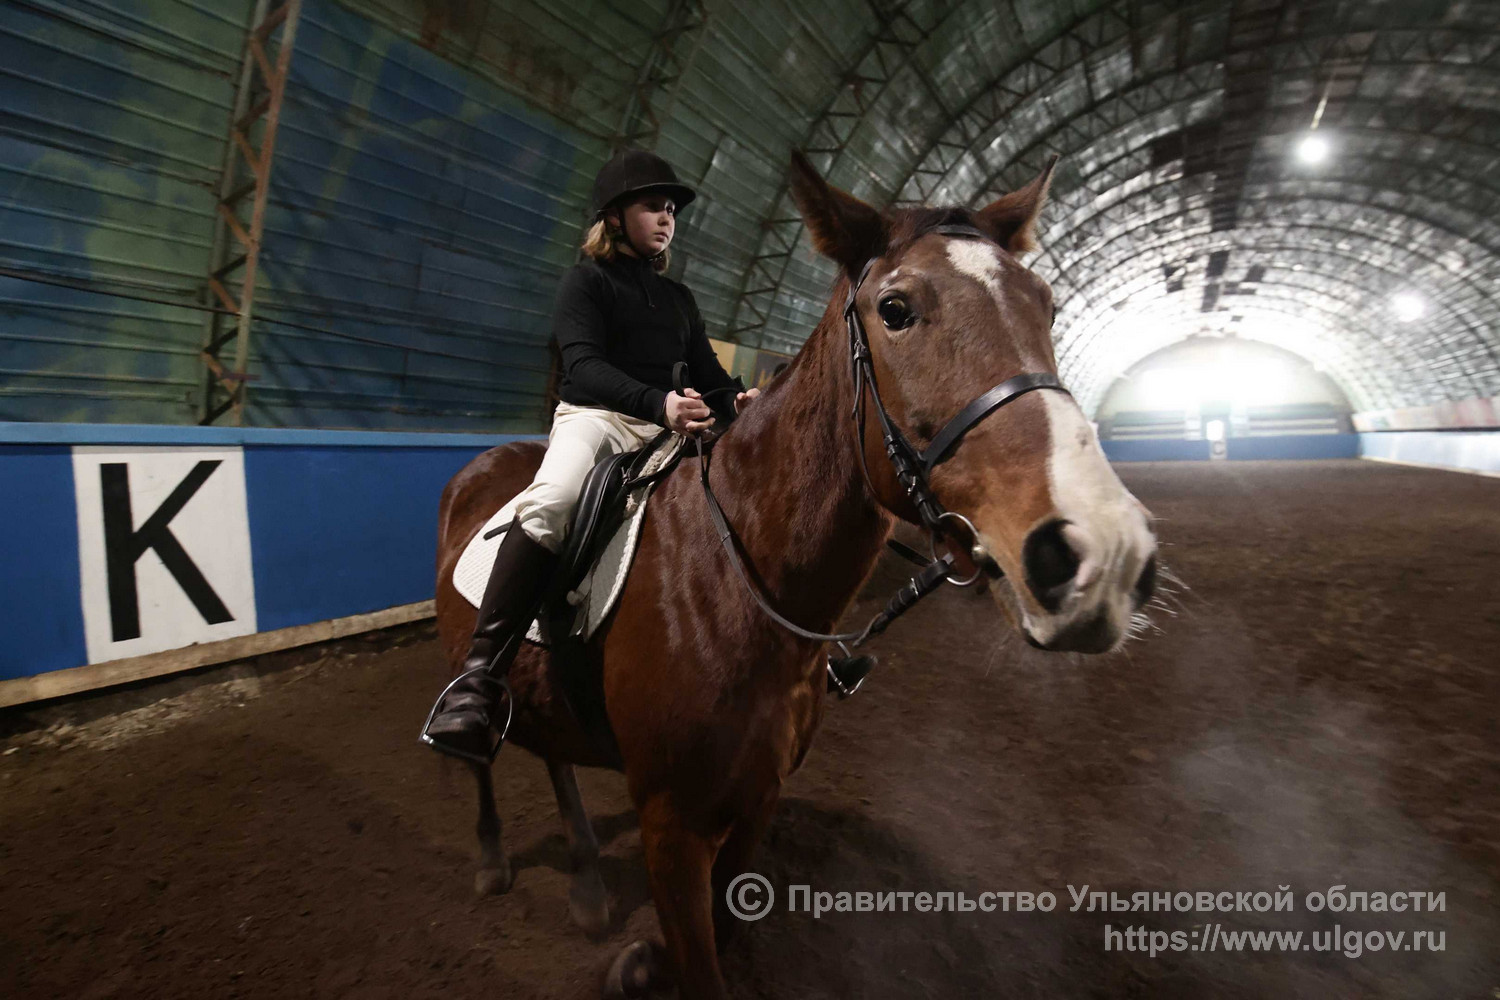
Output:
[893, 0, 1142, 206]
[662, 0, 1500, 411]
[197, 0, 302, 426]
[1200, 0, 1293, 234]
[885, 18, 1500, 414]
[722, 0, 956, 345]
[611, 0, 709, 152]
[1041, 141, 1500, 279]
[913, 26, 1500, 208]
[1054, 202, 1499, 341]
[1050, 195, 1500, 411]
[963, 64, 1224, 208]
[739, 0, 1231, 351]
[1045, 173, 1500, 329]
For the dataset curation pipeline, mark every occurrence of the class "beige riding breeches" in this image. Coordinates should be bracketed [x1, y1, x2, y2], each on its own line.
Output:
[511, 401, 664, 553]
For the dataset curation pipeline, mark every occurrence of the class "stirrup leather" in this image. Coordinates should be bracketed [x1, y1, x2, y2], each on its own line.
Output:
[419, 666, 514, 764]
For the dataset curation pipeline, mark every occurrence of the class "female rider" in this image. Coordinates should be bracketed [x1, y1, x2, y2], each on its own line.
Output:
[423, 149, 759, 761]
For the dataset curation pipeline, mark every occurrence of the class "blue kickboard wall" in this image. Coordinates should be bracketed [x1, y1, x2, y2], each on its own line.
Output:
[0, 445, 87, 680]
[1226, 434, 1359, 460]
[246, 446, 494, 632]
[4, 424, 1491, 693]
[1100, 439, 1212, 462]
[0, 424, 537, 684]
[1100, 434, 1360, 462]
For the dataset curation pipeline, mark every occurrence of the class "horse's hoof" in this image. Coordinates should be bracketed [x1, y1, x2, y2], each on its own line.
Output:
[602, 940, 665, 999]
[569, 870, 611, 936]
[474, 860, 513, 897]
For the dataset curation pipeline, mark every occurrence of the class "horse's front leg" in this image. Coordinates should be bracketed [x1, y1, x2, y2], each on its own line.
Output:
[711, 789, 779, 954]
[644, 796, 727, 1000]
[545, 758, 611, 935]
[606, 793, 727, 1000]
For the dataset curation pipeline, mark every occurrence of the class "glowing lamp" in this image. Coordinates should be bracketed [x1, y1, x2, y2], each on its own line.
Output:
[1296, 134, 1330, 165]
[1392, 292, 1425, 322]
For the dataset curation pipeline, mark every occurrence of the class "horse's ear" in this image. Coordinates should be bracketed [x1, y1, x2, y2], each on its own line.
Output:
[975, 154, 1058, 255]
[788, 150, 886, 276]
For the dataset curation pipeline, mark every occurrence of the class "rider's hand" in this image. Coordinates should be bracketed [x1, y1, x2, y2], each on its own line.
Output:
[665, 386, 715, 435]
[734, 387, 761, 413]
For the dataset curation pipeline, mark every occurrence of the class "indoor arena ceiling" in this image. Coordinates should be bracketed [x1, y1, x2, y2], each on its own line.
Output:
[9, 0, 1496, 426]
[500, 0, 1500, 417]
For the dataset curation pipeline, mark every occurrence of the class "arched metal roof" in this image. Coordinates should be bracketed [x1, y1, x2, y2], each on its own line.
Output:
[658, 0, 1500, 417]
[5, 0, 1496, 428]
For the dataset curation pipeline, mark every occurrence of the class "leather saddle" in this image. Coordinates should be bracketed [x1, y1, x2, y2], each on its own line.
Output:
[534, 371, 742, 765]
[545, 429, 677, 611]
[544, 371, 743, 612]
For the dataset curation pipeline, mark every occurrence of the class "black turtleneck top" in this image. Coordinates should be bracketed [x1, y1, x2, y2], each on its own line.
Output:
[552, 254, 740, 426]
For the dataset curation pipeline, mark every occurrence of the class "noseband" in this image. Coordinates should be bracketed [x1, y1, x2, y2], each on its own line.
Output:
[694, 223, 1071, 694]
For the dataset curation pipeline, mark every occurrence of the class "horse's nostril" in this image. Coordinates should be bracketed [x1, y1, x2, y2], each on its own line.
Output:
[1132, 554, 1158, 609]
[1023, 519, 1080, 612]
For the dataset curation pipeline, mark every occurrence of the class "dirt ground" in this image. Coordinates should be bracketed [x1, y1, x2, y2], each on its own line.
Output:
[2, 459, 1497, 999]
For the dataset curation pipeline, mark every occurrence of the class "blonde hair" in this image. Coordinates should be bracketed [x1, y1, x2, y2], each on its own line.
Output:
[581, 215, 670, 273]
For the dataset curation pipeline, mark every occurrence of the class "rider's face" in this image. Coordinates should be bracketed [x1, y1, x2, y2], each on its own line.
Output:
[615, 194, 676, 256]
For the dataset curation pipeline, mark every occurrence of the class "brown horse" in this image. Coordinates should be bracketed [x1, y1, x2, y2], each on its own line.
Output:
[432, 153, 1158, 998]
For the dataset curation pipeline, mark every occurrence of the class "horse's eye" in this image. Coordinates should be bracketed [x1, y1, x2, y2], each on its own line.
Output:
[878, 296, 915, 330]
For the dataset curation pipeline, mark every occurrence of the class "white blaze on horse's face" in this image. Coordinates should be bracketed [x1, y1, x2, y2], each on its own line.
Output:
[945, 240, 1005, 296]
[1015, 391, 1158, 653]
[932, 234, 1157, 654]
[940, 237, 1052, 368]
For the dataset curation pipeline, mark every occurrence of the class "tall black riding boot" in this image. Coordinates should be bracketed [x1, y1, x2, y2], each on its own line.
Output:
[422, 516, 558, 761]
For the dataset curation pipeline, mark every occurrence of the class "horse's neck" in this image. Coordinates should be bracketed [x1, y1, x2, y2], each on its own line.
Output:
[709, 306, 896, 635]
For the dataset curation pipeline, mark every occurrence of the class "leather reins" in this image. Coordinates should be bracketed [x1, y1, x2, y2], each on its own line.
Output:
[690, 223, 1072, 694]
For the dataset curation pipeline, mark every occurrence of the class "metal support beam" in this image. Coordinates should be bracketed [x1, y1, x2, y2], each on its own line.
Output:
[612, 0, 709, 152]
[723, 0, 951, 346]
[198, 0, 302, 426]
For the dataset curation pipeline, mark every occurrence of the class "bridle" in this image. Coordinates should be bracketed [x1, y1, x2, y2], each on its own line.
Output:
[694, 223, 1072, 694]
[846, 224, 1070, 580]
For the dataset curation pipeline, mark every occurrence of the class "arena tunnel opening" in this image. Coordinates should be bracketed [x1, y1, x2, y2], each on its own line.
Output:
[1090, 335, 1356, 442]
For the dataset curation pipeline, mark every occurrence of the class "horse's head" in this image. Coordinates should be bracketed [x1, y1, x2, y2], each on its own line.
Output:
[788, 153, 1157, 654]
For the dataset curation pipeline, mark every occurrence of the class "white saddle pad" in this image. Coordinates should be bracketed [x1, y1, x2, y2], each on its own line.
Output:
[452, 434, 684, 646]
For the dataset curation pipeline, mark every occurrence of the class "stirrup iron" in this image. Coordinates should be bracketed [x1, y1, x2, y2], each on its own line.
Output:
[826, 653, 876, 700]
[419, 666, 514, 764]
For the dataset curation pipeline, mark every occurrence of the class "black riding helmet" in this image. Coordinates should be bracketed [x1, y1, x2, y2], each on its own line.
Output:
[589, 149, 696, 220]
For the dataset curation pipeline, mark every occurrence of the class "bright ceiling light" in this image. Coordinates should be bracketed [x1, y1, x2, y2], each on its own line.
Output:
[1392, 292, 1425, 322]
[1296, 133, 1331, 165]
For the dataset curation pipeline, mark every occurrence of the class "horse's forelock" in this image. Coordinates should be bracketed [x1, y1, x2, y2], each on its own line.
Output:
[884, 206, 980, 256]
